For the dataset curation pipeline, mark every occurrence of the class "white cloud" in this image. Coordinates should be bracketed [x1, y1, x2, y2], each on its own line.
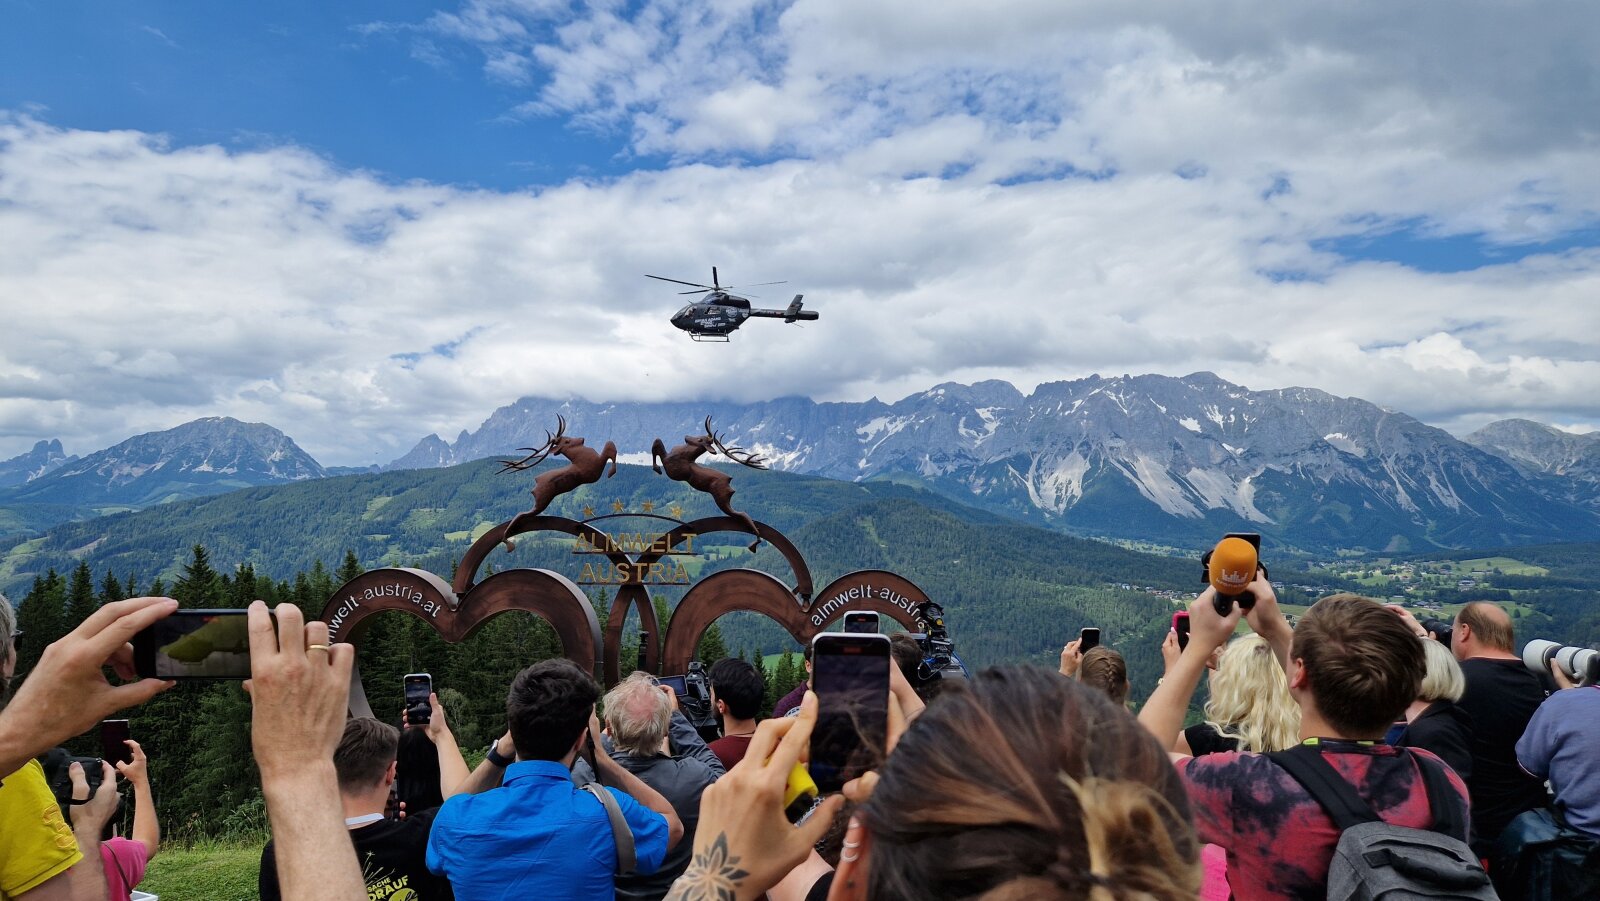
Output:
[4, 2, 1600, 463]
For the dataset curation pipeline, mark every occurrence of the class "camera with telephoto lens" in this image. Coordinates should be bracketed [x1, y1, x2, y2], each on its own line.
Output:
[1522, 639, 1600, 687]
[678, 661, 720, 740]
[910, 600, 968, 686]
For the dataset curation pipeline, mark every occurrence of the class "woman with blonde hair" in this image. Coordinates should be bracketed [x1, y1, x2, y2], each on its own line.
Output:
[1396, 637, 1473, 782]
[1177, 633, 1300, 756]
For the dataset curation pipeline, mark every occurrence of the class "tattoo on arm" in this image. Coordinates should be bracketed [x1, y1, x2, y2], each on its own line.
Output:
[664, 834, 750, 901]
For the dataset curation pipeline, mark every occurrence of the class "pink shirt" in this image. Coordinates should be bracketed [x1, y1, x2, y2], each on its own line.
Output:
[99, 837, 149, 901]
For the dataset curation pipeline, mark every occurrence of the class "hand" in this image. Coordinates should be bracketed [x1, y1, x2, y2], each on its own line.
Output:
[1188, 588, 1242, 655]
[887, 660, 926, 720]
[671, 693, 844, 901]
[245, 602, 354, 783]
[1059, 639, 1083, 677]
[1160, 630, 1181, 675]
[114, 739, 148, 785]
[0, 597, 177, 760]
[404, 693, 453, 742]
[839, 689, 909, 806]
[70, 760, 120, 836]
[1240, 571, 1288, 638]
[1552, 665, 1577, 691]
[658, 684, 681, 712]
[494, 730, 516, 761]
[1385, 604, 1428, 639]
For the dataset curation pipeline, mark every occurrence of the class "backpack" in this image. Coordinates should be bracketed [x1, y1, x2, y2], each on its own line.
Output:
[1268, 743, 1497, 900]
[1490, 806, 1600, 900]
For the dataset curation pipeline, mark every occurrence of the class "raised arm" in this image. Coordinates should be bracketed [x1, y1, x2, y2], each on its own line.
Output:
[247, 602, 366, 901]
[414, 693, 472, 799]
[1139, 589, 1240, 754]
[1240, 572, 1292, 673]
[453, 731, 515, 796]
[116, 740, 160, 858]
[667, 707, 725, 777]
[0, 597, 177, 777]
[590, 714, 684, 849]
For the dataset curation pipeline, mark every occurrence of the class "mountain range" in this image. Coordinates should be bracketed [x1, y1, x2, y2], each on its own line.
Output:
[4, 373, 1600, 553]
[387, 373, 1600, 553]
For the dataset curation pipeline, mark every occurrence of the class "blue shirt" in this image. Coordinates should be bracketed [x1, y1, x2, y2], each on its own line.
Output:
[426, 760, 670, 901]
[1517, 685, 1600, 840]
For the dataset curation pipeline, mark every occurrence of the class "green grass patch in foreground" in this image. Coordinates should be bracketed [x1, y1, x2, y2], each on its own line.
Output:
[141, 840, 262, 901]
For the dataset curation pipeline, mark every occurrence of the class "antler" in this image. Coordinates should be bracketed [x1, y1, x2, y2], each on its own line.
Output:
[703, 416, 770, 470]
[498, 415, 567, 472]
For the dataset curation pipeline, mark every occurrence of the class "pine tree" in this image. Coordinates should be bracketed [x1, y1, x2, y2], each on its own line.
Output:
[99, 571, 126, 605]
[64, 561, 97, 627]
[697, 622, 729, 667]
[174, 545, 225, 608]
[336, 550, 363, 586]
[15, 570, 67, 673]
[752, 652, 773, 715]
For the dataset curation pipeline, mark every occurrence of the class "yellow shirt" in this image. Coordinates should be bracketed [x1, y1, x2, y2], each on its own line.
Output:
[0, 760, 82, 899]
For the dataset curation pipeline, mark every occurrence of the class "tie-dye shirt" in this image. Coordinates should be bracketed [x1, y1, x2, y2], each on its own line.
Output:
[1177, 741, 1470, 901]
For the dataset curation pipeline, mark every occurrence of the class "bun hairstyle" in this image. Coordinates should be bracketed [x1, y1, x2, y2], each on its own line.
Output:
[860, 666, 1200, 900]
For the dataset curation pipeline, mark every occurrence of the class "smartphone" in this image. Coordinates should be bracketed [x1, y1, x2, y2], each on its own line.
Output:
[843, 612, 880, 634]
[132, 609, 254, 679]
[656, 674, 689, 697]
[100, 720, 132, 767]
[404, 673, 433, 725]
[1079, 627, 1101, 652]
[1173, 611, 1191, 651]
[809, 633, 891, 794]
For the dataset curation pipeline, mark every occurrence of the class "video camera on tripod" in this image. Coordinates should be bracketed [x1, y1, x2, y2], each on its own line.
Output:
[908, 600, 968, 686]
[657, 661, 720, 741]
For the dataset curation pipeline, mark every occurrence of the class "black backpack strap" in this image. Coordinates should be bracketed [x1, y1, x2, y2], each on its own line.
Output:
[1410, 751, 1469, 841]
[1267, 743, 1380, 832]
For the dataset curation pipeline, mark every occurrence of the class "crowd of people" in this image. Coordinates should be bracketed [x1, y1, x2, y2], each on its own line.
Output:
[0, 566, 1596, 900]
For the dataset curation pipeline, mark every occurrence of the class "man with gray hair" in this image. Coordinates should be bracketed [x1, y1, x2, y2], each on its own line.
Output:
[597, 672, 724, 901]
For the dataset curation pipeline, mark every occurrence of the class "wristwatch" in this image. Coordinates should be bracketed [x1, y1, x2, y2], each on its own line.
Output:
[486, 742, 514, 767]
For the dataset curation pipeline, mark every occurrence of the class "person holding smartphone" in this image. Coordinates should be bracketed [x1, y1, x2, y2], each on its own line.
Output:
[98, 739, 160, 901]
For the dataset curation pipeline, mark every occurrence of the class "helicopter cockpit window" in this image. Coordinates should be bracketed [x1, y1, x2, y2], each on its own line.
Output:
[675, 305, 696, 317]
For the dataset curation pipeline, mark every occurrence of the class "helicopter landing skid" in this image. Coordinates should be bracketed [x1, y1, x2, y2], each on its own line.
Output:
[689, 334, 731, 343]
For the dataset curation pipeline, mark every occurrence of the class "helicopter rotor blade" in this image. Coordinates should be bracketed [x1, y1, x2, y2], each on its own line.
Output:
[724, 281, 787, 289]
[678, 288, 710, 295]
[712, 266, 720, 289]
[646, 274, 714, 289]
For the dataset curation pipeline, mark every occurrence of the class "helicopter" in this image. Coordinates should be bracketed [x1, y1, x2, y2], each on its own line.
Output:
[646, 267, 819, 341]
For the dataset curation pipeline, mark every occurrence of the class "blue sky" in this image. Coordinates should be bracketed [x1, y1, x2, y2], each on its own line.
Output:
[1, 1, 1598, 463]
[0, 0, 635, 187]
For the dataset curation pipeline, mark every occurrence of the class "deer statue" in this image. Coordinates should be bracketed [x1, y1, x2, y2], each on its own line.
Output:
[499, 416, 617, 550]
[652, 417, 769, 551]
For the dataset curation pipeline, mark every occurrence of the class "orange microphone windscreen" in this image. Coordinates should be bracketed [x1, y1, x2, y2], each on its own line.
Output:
[1209, 537, 1258, 596]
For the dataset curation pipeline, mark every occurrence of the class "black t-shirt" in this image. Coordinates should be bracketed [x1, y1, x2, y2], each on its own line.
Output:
[259, 809, 454, 901]
[1456, 657, 1548, 848]
[1184, 723, 1243, 757]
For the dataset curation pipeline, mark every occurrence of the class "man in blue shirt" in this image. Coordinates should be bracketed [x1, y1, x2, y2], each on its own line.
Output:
[426, 660, 683, 900]
[1517, 675, 1600, 840]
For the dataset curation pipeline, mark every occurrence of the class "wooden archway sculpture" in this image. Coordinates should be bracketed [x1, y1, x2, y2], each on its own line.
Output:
[321, 566, 602, 717]
[659, 568, 933, 676]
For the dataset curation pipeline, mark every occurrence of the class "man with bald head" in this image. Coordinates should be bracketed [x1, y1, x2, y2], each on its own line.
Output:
[1452, 601, 1548, 853]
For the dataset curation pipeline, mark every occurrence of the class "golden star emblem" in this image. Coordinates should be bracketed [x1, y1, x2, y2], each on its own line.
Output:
[611, 500, 626, 514]
[582, 505, 596, 519]
[641, 501, 656, 514]
[669, 504, 684, 519]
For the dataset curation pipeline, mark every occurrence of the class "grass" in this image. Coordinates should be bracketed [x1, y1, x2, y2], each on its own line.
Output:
[141, 839, 262, 901]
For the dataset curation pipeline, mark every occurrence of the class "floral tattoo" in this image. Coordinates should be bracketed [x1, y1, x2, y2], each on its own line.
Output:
[665, 833, 751, 901]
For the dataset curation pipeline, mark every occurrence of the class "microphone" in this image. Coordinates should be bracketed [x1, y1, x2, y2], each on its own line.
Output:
[1207, 536, 1259, 616]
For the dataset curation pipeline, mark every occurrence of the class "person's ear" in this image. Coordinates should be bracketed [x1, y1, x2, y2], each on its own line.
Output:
[385, 760, 398, 786]
[830, 817, 872, 901]
[1287, 657, 1310, 691]
[714, 698, 727, 716]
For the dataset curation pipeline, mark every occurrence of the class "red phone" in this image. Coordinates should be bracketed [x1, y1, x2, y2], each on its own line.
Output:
[1172, 611, 1191, 651]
